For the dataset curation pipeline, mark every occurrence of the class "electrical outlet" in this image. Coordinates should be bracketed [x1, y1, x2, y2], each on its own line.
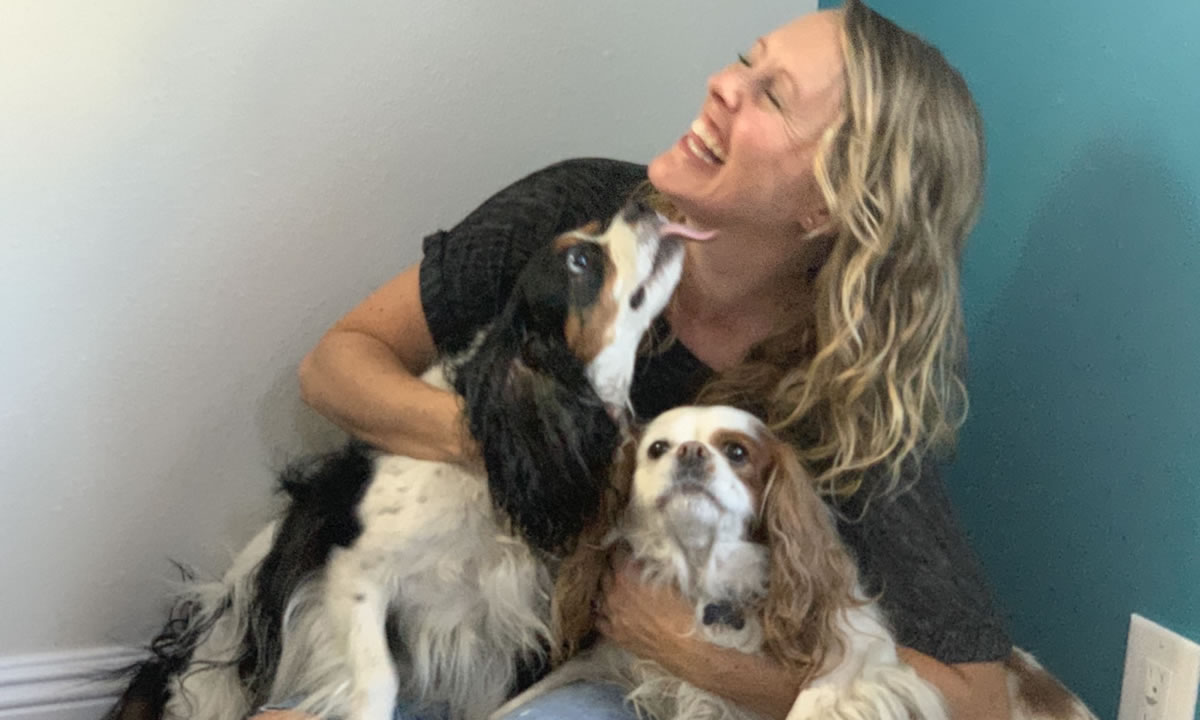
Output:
[1117, 614, 1200, 720]
[1141, 658, 1171, 720]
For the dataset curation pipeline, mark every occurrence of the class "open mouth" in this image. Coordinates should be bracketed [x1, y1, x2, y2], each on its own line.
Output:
[685, 118, 727, 165]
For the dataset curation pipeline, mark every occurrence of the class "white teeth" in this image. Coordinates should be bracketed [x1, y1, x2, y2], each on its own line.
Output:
[689, 119, 727, 162]
[686, 136, 718, 165]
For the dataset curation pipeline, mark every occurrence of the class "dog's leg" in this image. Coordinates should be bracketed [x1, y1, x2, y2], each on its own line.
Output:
[325, 550, 397, 720]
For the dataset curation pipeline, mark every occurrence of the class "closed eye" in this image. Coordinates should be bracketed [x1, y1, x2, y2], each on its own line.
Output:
[736, 52, 784, 110]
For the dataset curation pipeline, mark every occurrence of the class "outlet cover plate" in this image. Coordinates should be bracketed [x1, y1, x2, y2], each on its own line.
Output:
[1117, 614, 1200, 720]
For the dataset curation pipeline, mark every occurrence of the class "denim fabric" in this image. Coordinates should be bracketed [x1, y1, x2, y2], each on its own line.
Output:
[492, 682, 634, 720]
[254, 682, 634, 720]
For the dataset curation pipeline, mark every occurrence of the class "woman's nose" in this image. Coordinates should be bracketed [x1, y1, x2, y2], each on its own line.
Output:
[707, 65, 744, 112]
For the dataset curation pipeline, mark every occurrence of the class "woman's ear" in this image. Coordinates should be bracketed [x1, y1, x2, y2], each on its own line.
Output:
[800, 205, 833, 236]
[760, 440, 859, 683]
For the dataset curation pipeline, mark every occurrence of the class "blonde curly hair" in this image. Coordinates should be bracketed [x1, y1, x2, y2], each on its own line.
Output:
[690, 0, 985, 499]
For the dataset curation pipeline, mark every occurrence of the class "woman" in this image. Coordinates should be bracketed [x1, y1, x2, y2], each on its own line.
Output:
[289, 1, 1011, 718]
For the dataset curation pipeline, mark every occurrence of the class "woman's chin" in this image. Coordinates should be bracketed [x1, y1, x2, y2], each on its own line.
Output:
[649, 151, 700, 208]
[647, 148, 676, 189]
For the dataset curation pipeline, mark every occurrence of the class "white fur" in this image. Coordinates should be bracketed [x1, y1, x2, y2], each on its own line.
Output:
[164, 370, 555, 720]
[164, 524, 278, 720]
[497, 406, 946, 720]
[263, 398, 555, 720]
[155, 208, 684, 720]
[583, 216, 685, 410]
[498, 406, 1099, 720]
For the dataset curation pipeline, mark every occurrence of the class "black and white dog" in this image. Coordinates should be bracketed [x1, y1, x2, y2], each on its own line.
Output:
[107, 199, 704, 720]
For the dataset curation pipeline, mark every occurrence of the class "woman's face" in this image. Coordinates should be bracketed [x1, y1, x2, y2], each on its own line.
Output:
[648, 11, 845, 236]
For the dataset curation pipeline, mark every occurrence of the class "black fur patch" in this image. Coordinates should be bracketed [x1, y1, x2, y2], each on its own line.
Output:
[100, 566, 221, 720]
[455, 243, 621, 553]
[242, 442, 376, 701]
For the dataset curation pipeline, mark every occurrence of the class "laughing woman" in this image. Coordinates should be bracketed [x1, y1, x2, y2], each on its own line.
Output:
[292, 1, 1010, 718]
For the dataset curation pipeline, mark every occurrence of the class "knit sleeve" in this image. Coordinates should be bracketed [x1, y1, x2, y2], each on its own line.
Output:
[836, 462, 1013, 664]
[418, 157, 648, 356]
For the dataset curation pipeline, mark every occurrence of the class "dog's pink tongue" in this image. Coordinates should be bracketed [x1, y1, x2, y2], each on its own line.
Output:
[660, 222, 717, 242]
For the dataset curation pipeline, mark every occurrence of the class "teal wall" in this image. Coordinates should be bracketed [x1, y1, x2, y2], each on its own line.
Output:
[821, 1, 1200, 716]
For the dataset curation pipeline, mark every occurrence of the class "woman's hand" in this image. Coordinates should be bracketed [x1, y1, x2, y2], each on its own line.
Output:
[596, 551, 802, 720]
[595, 551, 702, 673]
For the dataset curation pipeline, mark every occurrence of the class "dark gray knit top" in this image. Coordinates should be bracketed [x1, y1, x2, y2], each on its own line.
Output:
[418, 157, 1011, 664]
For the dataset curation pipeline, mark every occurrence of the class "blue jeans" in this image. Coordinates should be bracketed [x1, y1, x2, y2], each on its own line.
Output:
[491, 682, 634, 720]
[259, 682, 635, 720]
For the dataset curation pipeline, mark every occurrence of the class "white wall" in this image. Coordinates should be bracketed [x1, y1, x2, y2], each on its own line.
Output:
[0, 0, 815, 665]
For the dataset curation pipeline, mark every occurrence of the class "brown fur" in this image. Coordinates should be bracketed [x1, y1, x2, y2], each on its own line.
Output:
[1005, 650, 1082, 718]
[549, 424, 863, 690]
[710, 429, 771, 504]
[550, 437, 637, 664]
[759, 441, 861, 685]
[556, 230, 620, 365]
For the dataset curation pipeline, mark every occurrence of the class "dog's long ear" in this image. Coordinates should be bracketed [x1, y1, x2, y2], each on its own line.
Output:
[760, 441, 860, 683]
[550, 436, 637, 664]
[455, 314, 619, 553]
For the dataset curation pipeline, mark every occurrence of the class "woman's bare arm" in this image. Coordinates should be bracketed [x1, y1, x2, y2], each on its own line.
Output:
[298, 264, 476, 464]
[598, 558, 1013, 720]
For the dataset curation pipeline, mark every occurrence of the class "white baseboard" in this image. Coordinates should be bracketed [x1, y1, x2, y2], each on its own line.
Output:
[0, 647, 145, 720]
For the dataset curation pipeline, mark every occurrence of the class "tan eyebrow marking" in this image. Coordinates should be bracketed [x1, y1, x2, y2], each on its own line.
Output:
[710, 429, 771, 506]
[556, 224, 619, 365]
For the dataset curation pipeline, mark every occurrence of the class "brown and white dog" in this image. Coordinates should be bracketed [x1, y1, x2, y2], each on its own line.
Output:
[494, 405, 1097, 720]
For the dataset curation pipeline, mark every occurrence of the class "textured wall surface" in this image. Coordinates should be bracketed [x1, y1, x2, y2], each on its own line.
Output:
[0, 0, 814, 656]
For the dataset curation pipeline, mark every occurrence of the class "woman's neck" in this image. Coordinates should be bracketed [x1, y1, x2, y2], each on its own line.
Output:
[667, 228, 827, 370]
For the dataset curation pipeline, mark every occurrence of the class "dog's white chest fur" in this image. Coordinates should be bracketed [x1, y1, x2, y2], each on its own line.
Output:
[355, 449, 554, 649]
[280, 366, 554, 720]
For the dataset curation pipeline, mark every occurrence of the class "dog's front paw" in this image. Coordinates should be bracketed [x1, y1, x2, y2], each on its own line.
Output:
[347, 679, 399, 720]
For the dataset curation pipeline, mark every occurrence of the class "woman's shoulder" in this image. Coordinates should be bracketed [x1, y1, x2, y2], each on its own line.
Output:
[517, 156, 648, 190]
[479, 157, 648, 218]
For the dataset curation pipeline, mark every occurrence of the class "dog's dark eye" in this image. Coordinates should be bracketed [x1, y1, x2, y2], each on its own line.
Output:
[565, 244, 591, 274]
[647, 440, 671, 460]
[723, 442, 748, 464]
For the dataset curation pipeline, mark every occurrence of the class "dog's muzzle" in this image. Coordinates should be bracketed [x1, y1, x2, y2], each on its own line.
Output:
[674, 441, 711, 474]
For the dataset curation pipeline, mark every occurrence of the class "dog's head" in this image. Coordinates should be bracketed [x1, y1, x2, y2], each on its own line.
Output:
[629, 405, 774, 551]
[504, 196, 691, 410]
[554, 405, 861, 681]
[456, 198, 692, 553]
